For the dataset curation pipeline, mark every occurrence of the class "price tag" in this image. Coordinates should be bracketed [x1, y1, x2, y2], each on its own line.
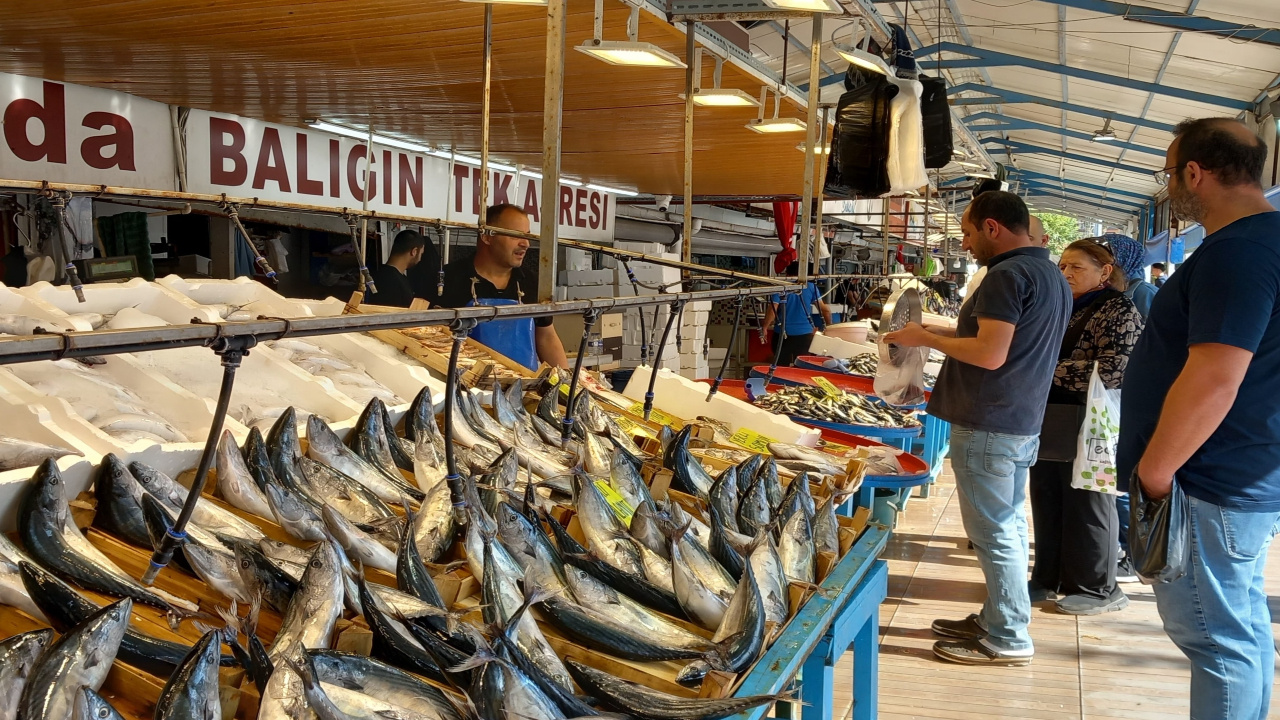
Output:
[812, 376, 842, 397]
[729, 427, 777, 454]
[614, 415, 655, 439]
[627, 402, 680, 428]
[594, 480, 636, 525]
[823, 440, 853, 455]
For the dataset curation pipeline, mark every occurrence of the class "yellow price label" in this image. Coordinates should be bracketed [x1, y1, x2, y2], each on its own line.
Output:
[812, 376, 842, 398]
[729, 427, 777, 454]
[823, 440, 853, 454]
[594, 480, 636, 526]
[627, 402, 680, 428]
[614, 415, 655, 439]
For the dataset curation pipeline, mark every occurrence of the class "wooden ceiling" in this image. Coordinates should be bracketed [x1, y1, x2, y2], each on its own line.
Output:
[0, 1, 816, 196]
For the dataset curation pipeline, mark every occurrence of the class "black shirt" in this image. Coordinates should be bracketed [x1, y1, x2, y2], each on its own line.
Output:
[367, 264, 416, 308]
[434, 257, 553, 327]
[926, 246, 1072, 435]
[406, 239, 442, 302]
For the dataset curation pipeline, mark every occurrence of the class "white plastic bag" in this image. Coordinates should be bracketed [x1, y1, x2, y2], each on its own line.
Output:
[1072, 364, 1122, 494]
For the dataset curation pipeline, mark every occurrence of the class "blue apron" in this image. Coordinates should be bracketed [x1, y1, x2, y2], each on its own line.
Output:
[466, 279, 539, 370]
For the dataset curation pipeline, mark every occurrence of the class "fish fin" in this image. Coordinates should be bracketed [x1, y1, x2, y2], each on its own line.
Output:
[447, 647, 503, 674]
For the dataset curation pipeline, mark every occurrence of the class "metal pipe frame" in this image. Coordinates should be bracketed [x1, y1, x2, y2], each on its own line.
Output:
[0, 284, 797, 366]
[479, 4, 494, 233]
[795, 13, 822, 284]
[538, 0, 567, 303]
[682, 23, 696, 281]
[556, 236, 790, 285]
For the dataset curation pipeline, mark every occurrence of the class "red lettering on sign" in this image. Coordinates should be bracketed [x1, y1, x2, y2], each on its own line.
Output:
[559, 186, 574, 226]
[471, 169, 483, 215]
[347, 144, 375, 202]
[3, 81, 67, 164]
[328, 139, 341, 198]
[252, 128, 291, 192]
[523, 181, 540, 223]
[493, 172, 512, 205]
[601, 194, 609, 231]
[453, 164, 470, 214]
[574, 189, 588, 228]
[80, 112, 135, 171]
[296, 134, 323, 196]
[209, 117, 247, 186]
[399, 153, 423, 208]
[588, 192, 602, 230]
[382, 150, 392, 204]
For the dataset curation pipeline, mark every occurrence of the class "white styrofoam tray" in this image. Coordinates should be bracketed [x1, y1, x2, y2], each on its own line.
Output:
[18, 277, 220, 325]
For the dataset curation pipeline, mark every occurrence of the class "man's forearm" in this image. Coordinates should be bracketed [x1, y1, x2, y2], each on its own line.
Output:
[536, 327, 570, 369]
[1139, 370, 1239, 482]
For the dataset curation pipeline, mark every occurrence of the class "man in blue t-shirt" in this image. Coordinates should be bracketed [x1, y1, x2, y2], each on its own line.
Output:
[1118, 118, 1280, 720]
[763, 261, 832, 366]
[885, 191, 1071, 666]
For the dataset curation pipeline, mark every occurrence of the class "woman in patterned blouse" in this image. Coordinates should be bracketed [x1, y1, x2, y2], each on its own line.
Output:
[1029, 239, 1145, 616]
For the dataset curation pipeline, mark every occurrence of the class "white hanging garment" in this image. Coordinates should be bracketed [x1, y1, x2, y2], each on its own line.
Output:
[884, 76, 928, 194]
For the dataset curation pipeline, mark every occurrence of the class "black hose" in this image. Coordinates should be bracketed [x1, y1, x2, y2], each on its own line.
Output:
[562, 309, 599, 442]
[443, 320, 475, 518]
[643, 300, 682, 422]
[142, 339, 249, 584]
[706, 295, 745, 401]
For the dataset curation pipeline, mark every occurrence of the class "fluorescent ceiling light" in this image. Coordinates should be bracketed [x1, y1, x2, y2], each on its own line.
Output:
[833, 47, 891, 76]
[747, 117, 807, 134]
[762, 0, 842, 13]
[951, 160, 985, 169]
[459, 0, 546, 4]
[576, 41, 686, 68]
[796, 142, 831, 154]
[680, 88, 761, 107]
[306, 121, 432, 153]
[588, 183, 639, 197]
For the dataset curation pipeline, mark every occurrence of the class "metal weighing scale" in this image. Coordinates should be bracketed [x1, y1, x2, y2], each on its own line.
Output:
[72, 256, 140, 283]
[875, 285, 926, 407]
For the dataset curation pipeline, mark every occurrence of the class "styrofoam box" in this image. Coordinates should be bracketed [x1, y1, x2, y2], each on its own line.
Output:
[20, 277, 221, 325]
[623, 366, 821, 447]
[293, 333, 446, 412]
[158, 275, 319, 318]
[0, 284, 253, 454]
[810, 331, 878, 359]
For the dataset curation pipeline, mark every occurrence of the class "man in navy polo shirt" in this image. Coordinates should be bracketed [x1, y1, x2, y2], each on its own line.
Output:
[885, 191, 1071, 665]
[1119, 118, 1280, 720]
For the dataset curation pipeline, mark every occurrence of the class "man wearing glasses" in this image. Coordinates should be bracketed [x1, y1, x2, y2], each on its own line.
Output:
[1119, 118, 1280, 720]
[433, 203, 569, 370]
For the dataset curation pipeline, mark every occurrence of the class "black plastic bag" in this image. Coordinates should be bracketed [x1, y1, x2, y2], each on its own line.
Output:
[1129, 471, 1190, 584]
[919, 75, 953, 169]
[825, 69, 897, 199]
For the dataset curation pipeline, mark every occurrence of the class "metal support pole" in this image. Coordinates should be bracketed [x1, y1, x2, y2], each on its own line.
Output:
[881, 201, 891, 275]
[813, 104, 830, 277]
[682, 23, 696, 281]
[537, 0, 567, 303]
[923, 179, 932, 275]
[479, 4, 493, 226]
[358, 127, 377, 294]
[796, 12, 823, 284]
[47, 192, 87, 302]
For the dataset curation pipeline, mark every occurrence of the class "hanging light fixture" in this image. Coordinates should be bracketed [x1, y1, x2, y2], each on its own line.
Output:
[833, 22, 891, 76]
[746, 87, 806, 133]
[1091, 117, 1117, 142]
[796, 142, 831, 154]
[577, 0, 686, 68]
[460, 0, 546, 5]
[680, 52, 761, 107]
[761, 0, 842, 12]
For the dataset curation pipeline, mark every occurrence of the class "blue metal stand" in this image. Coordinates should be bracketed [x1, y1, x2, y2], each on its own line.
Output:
[799, 560, 889, 720]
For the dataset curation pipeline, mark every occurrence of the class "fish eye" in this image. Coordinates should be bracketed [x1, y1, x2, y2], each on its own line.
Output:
[50, 477, 59, 485]
[311, 559, 322, 569]
[240, 559, 251, 569]
[99, 708, 110, 718]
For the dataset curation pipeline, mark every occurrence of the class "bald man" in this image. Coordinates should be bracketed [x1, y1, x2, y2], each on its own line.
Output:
[1029, 216, 1049, 248]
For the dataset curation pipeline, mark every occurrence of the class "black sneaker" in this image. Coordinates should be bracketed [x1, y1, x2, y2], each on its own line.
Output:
[1116, 556, 1139, 584]
[931, 614, 987, 640]
[1028, 582, 1060, 603]
[933, 638, 1033, 666]
[1054, 591, 1129, 616]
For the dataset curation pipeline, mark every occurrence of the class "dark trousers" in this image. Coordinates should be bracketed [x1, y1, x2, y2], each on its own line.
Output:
[771, 331, 814, 367]
[1029, 459, 1119, 599]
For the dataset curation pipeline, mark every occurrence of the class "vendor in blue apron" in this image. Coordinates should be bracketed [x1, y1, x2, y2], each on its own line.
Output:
[434, 203, 569, 370]
[762, 261, 832, 367]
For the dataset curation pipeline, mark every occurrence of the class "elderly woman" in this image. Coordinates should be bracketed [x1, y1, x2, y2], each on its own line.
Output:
[1030, 239, 1144, 615]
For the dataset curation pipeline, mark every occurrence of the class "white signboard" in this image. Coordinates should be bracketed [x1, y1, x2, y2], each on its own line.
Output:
[0, 72, 175, 189]
[186, 110, 615, 242]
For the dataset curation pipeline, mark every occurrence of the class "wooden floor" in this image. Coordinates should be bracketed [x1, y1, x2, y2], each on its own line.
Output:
[828, 464, 1280, 720]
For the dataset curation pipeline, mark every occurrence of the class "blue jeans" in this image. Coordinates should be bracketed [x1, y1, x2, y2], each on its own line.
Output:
[1152, 494, 1280, 720]
[950, 425, 1039, 653]
[1116, 492, 1131, 555]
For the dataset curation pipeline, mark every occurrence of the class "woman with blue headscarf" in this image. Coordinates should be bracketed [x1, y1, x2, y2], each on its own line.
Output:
[1104, 233, 1156, 320]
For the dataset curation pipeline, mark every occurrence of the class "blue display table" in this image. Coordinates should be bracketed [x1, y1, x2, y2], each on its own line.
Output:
[800, 560, 890, 720]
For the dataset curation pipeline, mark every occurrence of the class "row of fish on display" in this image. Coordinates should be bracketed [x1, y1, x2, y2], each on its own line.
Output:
[0, 372, 863, 720]
[752, 385, 921, 430]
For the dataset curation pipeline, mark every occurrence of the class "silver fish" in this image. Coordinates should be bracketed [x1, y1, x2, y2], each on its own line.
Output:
[813, 493, 840, 556]
[561, 565, 711, 652]
[270, 542, 344, 662]
[256, 645, 310, 720]
[779, 508, 816, 584]
[130, 461, 266, 542]
[0, 549, 44, 622]
[215, 430, 273, 520]
[265, 482, 327, 542]
[322, 504, 398, 574]
[298, 457, 396, 526]
[411, 436, 446, 495]
[608, 449, 652, 516]
[0, 436, 80, 472]
[307, 650, 467, 720]
[574, 474, 644, 577]
[155, 630, 221, 720]
[17, 599, 131, 720]
[747, 532, 788, 626]
[0, 628, 53, 720]
[411, 479, 455, 564]
[182, 540, 251, 604]
[671, 527, 734, 631]
[306, 415, 418, 503]
[75, 687, 125, 720]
